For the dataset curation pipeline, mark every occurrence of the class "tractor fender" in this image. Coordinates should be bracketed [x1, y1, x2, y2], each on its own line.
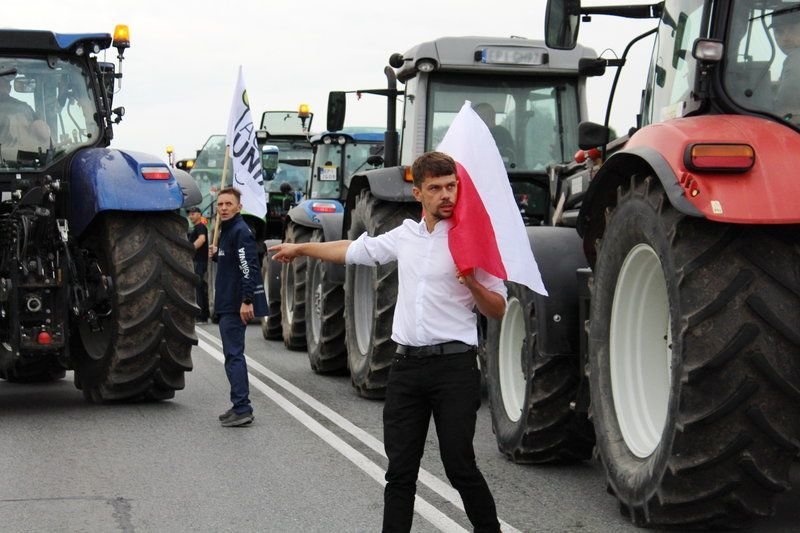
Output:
[577, 146, 702, 237]
[344, 167, 415, 235]
[359, 166, 415, 202]
[288, 200, 346, 284]
[173, 168, 203, 207]
[581, 115, 800, 239]
[69, 148, 184, 237]
[526, 226, 588, 358]
[288, 200, 345, 242]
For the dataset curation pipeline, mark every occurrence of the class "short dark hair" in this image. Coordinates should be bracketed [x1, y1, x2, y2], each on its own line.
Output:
[187, 206, 201, 213]
[217, 186, 241, 203]
[411, 151, 456, 188]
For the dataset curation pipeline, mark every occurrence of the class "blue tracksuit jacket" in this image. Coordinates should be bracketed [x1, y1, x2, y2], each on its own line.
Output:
[213, 214, 268, 316]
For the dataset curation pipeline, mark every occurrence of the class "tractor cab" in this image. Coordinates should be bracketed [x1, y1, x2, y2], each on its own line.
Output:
[0, 28, 127, 173]
[723, 2, 800, 127]
[547, 0, 800, 132]
[307, 129, 384, 201]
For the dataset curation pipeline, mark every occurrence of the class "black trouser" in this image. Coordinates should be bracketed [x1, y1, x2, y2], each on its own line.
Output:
[382, 351, 500, 533]
[193, 259, 210, 320]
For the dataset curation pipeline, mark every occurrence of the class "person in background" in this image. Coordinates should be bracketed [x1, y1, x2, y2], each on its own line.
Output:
[772, 6, 800, 122]
[187, 206, 210, 323]
[208, 187, 268, 428]
[0, 77, 50, 159]
[270, 151, 505, 533]
[473, 102, 515, 161]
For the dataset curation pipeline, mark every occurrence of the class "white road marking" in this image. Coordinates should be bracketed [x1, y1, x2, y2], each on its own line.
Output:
[197, 336, 466, 533]
[196, 328, 521, 533]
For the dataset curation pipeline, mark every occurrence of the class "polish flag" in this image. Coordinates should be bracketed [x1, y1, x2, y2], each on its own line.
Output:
[437, 101, 547, 296]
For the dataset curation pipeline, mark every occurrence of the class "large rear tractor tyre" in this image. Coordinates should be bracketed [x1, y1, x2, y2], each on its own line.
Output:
[306, 228, 347, 374]
[589, 176, 800, 529]
[261, 239, 282, 340]
[485, 282, 594, 463]
[73, 212, 197, 403]
[345, 190, 420, 398]
[281, 222, 312, 350]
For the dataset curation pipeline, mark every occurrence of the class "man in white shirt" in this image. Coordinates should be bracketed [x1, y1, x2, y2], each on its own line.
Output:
[271, 151, 505, 533]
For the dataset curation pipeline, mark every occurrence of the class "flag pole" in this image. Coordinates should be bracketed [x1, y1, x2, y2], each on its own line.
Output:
[211, 144, 231, 248]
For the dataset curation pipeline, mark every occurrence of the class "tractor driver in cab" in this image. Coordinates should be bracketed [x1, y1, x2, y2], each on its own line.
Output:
[0, 75, 50, 161]
[473, 102, 515, 162]
[771, 5, 800, 123]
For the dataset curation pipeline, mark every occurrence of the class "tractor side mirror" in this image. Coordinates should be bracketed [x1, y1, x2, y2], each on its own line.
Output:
[578, 57, 607, 77]
[545, 0, 582, 50]
[327, 91, 346, 132]
[578, 121, 610, 150]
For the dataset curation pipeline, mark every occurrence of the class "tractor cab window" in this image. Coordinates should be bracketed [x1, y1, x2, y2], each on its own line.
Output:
[724, 2, 800, 126]
[0, 57, 99, 171]
[309, 143, 342, 199]
[344, 142, 383, 181]
[641, 0, 706, 126]
[426, 74, 580, 172]
[263, 141, 312, 195]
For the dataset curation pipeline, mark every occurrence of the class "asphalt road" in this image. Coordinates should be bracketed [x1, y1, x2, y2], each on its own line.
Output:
[3, 324, 800, 532]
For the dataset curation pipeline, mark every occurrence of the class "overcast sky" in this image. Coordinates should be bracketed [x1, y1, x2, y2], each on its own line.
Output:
[6, 0, 655, 163]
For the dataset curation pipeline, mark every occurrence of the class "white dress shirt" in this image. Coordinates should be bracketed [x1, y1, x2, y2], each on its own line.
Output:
[345, 218, 507, 347]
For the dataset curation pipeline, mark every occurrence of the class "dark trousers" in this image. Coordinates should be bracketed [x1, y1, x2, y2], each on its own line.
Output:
[218, 313, 252, 414]
[382, 351, 500, 533]
[194, 259, 210, 320]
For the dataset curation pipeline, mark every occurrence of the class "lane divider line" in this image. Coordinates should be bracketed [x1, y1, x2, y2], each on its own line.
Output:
[196, 327, 521, 533]
[197, 337, 467, 533]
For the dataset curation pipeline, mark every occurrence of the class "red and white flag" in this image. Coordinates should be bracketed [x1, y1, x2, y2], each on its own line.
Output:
[437, 101, 547, 296]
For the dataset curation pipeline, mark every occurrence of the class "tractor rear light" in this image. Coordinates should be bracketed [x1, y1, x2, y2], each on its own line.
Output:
[403, 166, 413, 183]
[141, 166, 171, 180]
[574, 148, 601, 164]
[37, 331, 52, 345]
[685, 143, 754, 172]
[310, 202, 338, 213]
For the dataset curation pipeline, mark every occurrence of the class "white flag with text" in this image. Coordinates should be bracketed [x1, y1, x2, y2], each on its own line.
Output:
[226, 66, 266, 219]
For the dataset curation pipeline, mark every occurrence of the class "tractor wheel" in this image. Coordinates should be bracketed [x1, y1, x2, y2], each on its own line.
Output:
[485, 282, 594, 463]
[305, 228, 346, 374]
[345, 190, 420, 398]
[281, 222, 312, 350]
[589, 176, 800, 529]
[0, 358, 66, 383]
[73, 212, 197, 403]
[261, 239, 282, 340]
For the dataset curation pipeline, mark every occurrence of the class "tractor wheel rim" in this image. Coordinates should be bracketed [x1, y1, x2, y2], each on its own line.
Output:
[354, 265, 374, 356]
[610, 243, 672, 458]
[286, 263, 295, 324]
[499, 297, 526, 422]
[310, 262, 323, 341]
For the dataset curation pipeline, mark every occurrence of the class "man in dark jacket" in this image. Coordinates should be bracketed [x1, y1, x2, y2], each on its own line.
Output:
[209, 187, 268, 427]
[187, 206, 210, 322]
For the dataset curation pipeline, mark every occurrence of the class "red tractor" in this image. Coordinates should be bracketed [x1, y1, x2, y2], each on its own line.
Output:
[534, 0, 800, 528]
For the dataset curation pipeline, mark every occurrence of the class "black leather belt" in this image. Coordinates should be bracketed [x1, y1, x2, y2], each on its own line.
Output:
[395, 341, 476, 358]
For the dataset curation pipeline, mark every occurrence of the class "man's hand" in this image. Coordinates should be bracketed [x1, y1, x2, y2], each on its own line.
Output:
[269, 242, 301, 263]
[240, 302, 254, 324]
[457, 270, 506, 320]
[209, 244, 217, 258]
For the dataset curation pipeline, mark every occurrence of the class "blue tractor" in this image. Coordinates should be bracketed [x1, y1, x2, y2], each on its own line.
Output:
[0, 27, 201, 402]
[272, 129, 384, 370]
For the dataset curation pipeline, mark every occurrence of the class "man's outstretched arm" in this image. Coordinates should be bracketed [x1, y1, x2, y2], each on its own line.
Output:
[270, 240, 352, 265]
